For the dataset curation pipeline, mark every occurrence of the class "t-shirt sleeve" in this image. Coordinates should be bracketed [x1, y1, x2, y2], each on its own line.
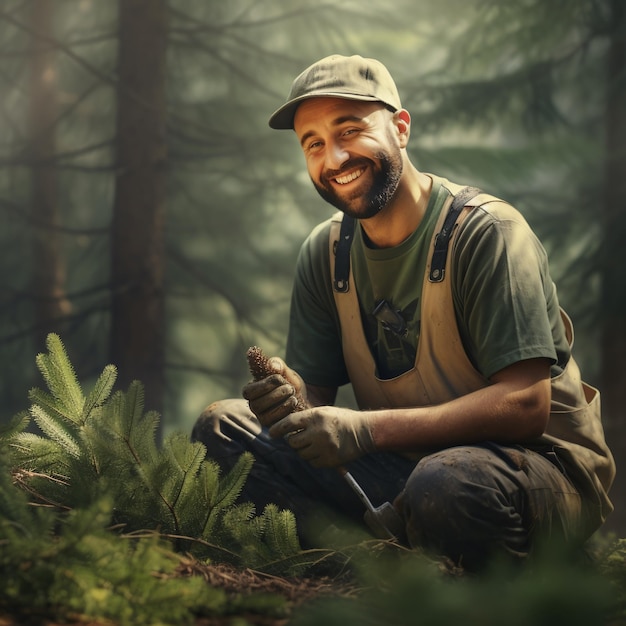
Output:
[285, 221, 350, 387]
[452, 202, 569, 379]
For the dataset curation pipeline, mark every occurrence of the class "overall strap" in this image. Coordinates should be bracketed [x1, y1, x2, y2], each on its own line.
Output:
[333, 214, 356, 293]
[333, 186, 482, 291]
[428, 186, 481, 283]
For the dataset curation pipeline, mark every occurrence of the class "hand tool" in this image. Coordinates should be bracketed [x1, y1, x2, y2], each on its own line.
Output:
[338, 466, 406, 543]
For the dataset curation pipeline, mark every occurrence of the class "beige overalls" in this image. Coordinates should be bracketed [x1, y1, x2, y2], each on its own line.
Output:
[328, 180, 615, 532]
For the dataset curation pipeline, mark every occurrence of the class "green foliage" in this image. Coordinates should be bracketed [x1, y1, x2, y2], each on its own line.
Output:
[292, 543, 622, 626]
[8, 334, 303, 570]
[598, 537, 626, 622]
[0, 449, 225, 625]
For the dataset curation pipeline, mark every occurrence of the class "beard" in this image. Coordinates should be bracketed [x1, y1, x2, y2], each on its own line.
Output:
[311, 146, 403, 220]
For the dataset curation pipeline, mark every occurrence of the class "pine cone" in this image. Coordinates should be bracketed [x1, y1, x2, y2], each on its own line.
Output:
[246, 345, 274, 381]
[246, 346, 306, 411]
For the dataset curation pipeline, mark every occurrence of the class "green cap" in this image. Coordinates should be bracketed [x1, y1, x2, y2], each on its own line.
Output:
[269, 54, 402, 130]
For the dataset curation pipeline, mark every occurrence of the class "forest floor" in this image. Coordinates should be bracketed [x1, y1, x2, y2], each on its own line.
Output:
[185, 559, 360, 626]
[1, 541, 623, 626]
[0, 561, 360, 626]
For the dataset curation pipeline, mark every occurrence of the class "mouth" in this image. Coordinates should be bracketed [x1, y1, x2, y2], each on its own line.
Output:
[333, 167, 365, 185]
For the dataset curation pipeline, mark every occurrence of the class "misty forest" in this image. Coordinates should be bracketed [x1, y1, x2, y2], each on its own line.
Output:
[1, 0, 626, 624]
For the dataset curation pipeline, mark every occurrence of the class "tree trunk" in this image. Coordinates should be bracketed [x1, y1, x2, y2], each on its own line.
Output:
[601, 0, 626, 534]
[29, 0, 71, 350]
[110, 0, 168, 427]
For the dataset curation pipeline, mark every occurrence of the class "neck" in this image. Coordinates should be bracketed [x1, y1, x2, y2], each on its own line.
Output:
[359, 165, 432, 248]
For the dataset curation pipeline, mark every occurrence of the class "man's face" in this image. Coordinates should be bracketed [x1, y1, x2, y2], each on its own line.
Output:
[293, 98, 404, 220]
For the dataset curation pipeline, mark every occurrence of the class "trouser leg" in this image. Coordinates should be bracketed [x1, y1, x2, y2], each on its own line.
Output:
[396, 443, 584, 571]
[191, 398, 415, 545]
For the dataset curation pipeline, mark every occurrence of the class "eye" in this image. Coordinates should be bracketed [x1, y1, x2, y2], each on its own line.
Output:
[305, 139, 323, 153]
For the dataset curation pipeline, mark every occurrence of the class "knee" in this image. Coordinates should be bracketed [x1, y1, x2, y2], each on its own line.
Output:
[191, 400, 223, 445]
[191, 398, 259, 457]
[399, 446, 527, 569]
[403, 446, 518, 520]
[402, 449, 471, 535]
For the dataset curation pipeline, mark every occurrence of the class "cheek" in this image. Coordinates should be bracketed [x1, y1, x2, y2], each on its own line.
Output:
[304, 155, 323, 181]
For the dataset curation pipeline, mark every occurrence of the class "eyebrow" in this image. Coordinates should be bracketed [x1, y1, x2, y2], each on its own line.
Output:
[298, 114, 366, 148]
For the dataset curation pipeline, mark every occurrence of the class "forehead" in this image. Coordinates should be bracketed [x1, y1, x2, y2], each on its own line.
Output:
[293, 97, 386, 136]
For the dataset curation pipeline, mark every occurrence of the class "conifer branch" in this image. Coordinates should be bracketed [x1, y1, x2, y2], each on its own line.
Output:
[82, 364, 117, 425]
[35, 334, 84, 422]
[0, 413, 29, 439]
[7, 333, 304, 574]
[29, 404, 81, 459]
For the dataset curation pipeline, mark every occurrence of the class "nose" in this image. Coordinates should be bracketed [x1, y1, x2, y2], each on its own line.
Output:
[325, 139, 350, 171]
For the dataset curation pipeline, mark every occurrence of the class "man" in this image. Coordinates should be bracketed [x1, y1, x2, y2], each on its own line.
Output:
[193, 54, 615, 571]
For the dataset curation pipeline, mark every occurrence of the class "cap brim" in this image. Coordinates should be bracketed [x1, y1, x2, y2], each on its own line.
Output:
[268, 92, 385, 130]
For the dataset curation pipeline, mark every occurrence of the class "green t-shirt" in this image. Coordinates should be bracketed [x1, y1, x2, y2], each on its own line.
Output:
[349, 179, 445, 378]
[286, 175, 570, 388]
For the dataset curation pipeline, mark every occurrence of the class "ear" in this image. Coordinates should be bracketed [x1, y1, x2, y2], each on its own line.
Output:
[395, 109, 411, 147]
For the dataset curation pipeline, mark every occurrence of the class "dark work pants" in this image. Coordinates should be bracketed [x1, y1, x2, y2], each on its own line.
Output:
[191, 398, 585, 571]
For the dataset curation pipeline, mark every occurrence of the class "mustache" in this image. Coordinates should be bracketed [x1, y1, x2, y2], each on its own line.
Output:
[322, 158, 371, 183]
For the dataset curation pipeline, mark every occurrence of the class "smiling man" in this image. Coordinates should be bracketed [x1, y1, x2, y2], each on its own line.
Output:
[296, 99, 406, 221]
[192, 55, 615, 571]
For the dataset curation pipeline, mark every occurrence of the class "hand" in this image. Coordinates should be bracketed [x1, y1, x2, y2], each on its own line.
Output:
[269, 407, 375, 468]
[242, 356, 308, 427]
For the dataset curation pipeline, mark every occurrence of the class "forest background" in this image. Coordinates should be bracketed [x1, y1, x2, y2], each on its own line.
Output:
[0, 0, 624, 535]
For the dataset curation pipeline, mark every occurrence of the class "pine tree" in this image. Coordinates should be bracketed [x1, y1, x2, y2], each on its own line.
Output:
[1, 428, 228, 624]
[7, 333, 306, 571]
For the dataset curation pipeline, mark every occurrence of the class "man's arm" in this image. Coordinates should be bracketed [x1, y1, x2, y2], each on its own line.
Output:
[369, 357, 551, 451]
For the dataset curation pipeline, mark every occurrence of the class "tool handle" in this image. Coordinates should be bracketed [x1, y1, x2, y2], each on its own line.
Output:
[337, 465, 375, 511]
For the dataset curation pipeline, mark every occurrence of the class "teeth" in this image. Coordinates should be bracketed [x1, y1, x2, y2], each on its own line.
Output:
[335, 168, 364, 185]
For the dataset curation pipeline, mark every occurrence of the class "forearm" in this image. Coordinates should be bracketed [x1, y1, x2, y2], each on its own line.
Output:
[369, 360, 551, 452]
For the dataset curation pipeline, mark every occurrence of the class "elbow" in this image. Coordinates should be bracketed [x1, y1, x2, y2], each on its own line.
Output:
[490, 358, 553, 442]
[526, 409, 549, 440]
[518, 384, 551, 440]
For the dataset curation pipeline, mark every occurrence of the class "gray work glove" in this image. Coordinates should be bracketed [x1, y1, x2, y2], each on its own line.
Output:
[269, 407, 376, 468]
[242, 357, 307, 427]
